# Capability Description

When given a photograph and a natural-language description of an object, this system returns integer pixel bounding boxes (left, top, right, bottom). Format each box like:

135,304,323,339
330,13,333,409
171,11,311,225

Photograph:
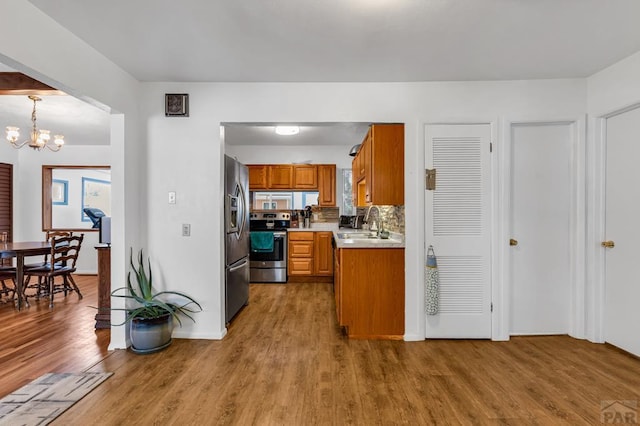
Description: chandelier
5,95,64,152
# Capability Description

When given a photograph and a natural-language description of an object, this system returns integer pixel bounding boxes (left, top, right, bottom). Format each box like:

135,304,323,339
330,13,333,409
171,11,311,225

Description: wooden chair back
46,230,73,241
49,234,84,272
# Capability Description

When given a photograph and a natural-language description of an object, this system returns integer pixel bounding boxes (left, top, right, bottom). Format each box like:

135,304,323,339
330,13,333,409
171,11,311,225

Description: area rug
0,372,113,426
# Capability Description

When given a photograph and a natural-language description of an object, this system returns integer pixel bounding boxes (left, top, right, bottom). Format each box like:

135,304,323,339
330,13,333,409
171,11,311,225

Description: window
341,169,354,215
52,180,68,205
252,191,320,210
42,165,111,231
81,177,111,222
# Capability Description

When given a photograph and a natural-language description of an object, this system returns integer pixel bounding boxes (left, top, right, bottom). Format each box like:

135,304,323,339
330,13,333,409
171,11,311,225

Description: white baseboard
172,329,227,340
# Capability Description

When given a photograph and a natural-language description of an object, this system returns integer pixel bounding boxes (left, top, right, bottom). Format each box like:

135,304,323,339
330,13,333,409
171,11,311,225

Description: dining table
0,241,51,310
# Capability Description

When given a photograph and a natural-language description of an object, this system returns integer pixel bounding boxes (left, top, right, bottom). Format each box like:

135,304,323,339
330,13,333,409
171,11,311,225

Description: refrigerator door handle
228,258,248,272
237,182,247,239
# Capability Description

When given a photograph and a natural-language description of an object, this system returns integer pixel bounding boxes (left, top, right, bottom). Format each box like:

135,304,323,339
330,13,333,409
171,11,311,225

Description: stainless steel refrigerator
224,155,250,324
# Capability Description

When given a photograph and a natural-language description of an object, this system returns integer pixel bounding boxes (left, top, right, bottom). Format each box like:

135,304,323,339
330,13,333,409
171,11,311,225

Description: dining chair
0,263,16,303
23,230,74,298
24,234,84,308
24,230,74,269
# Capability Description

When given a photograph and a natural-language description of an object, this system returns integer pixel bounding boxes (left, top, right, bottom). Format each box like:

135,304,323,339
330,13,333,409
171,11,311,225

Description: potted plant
111,248,202,354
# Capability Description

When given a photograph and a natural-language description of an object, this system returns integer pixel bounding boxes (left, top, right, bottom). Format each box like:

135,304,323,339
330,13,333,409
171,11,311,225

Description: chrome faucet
364,205,382,236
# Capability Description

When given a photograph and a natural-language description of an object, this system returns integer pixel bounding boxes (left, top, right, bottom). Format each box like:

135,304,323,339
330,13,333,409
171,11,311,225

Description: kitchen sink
336,232,378,239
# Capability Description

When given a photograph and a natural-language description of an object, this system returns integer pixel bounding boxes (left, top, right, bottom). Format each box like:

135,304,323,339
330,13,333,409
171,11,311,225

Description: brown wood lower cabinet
334,247,404,339
288,231,333,278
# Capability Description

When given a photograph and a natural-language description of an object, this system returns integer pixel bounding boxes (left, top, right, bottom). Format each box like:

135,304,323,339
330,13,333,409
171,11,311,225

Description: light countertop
286,223,405,248
332,229,405,249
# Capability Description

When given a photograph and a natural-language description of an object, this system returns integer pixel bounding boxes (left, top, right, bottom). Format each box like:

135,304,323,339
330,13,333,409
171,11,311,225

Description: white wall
588,50,640,116
142,80,586,341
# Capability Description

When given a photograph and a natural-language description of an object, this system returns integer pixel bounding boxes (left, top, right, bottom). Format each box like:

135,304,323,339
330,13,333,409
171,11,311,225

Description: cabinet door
352,158,359,205
353,152,361,182
314,232,334,276
317,164,336,206
369,124,404,205
362,133,372,204
293,165,318,189
359,132,369,177
268,165,293,189
248,165,267,190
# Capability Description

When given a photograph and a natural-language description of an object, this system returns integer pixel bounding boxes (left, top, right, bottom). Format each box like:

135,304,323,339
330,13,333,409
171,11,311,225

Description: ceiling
223,123,370,146
0,94,110,147
27,0,640,82
5,1,640,148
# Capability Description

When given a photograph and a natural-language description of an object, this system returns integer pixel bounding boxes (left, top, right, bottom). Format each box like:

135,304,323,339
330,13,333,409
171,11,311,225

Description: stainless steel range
249,212,290,283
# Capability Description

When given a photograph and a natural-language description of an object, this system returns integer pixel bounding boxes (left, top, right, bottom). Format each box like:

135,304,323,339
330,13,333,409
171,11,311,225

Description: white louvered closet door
425,124,492,338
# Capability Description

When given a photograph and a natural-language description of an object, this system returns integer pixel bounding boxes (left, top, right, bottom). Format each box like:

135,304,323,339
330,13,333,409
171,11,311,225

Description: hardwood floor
2,279,640,424
0,275,110,397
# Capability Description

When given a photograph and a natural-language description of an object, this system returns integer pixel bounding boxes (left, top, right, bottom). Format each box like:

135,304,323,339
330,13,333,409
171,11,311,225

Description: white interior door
425,124,492,338
604,107,640,356
509,123,572,335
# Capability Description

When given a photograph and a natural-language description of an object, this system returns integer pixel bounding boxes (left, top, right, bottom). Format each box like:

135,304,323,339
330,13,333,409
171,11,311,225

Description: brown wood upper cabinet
317,164,336,206
293,165,317,189
247,163,336,207
268,165,294,189
352,124,404,207
248,165,268,190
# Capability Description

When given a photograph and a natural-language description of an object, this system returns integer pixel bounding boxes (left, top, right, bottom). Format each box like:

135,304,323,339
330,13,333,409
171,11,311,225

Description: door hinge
490,302,493,312
490,142,493,153
425,169,436,191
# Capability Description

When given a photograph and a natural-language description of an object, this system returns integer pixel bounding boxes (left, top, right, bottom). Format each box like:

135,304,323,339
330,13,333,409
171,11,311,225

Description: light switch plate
168,191,176,204
182,224,191,236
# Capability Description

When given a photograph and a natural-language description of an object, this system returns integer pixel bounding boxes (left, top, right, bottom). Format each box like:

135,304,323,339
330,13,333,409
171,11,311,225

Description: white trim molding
500,117,587,340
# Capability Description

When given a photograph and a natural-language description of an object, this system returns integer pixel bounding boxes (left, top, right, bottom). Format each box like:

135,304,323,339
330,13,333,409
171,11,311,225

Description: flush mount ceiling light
275,125,299,136
5,95,64,152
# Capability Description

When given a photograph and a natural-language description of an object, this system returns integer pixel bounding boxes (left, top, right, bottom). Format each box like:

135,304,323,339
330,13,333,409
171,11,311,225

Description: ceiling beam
0,72,64,95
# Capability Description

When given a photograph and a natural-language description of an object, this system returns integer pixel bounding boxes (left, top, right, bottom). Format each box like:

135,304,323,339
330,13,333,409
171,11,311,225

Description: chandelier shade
5,95,65,152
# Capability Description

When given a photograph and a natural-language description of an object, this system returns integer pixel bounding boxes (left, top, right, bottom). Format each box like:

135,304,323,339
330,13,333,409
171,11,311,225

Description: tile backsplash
355,205,405,234
309,206,339,222
289,204,405,235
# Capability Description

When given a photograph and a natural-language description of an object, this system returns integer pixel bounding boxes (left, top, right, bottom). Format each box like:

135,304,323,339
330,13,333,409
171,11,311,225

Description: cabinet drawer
289,258,314,275
289,241,314,257
288,232,314,241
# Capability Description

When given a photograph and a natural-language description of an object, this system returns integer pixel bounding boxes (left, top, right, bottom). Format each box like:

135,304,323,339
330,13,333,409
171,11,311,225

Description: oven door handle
273,231,287,237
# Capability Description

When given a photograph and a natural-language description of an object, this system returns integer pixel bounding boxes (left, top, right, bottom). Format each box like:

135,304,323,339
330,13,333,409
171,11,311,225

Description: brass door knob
601,241,615,248
509,238,518,246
